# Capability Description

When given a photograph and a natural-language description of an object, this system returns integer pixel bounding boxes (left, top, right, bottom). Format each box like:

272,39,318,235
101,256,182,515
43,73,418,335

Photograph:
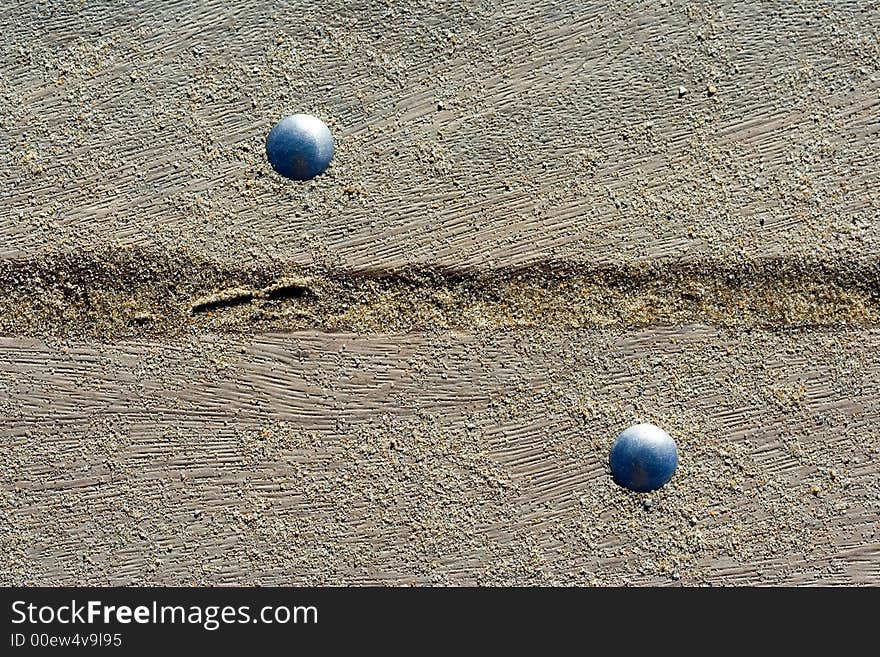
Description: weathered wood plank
1,1,878,267
1,328,877,585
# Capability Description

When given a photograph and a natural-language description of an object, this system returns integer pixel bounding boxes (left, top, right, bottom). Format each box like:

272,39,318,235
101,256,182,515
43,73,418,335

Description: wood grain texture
1,328,878,585
0,0,878,586
1,0,878,268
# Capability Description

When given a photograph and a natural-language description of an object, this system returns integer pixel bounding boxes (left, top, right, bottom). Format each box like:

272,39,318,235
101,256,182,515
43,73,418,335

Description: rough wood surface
1,0,878,268
1,328,878,585
0,0,879,586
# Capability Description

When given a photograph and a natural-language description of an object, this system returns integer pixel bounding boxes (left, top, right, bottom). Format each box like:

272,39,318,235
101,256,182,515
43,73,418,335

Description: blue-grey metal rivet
609,423,679,492
266,114,334,181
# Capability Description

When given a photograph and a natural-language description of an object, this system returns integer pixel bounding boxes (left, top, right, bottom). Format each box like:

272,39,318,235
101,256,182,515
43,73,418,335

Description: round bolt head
266,114,334,181
609,423,678,492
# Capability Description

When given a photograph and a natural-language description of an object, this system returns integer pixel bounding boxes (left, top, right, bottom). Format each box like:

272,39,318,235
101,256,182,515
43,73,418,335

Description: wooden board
2,327,878,585
1,0,878,268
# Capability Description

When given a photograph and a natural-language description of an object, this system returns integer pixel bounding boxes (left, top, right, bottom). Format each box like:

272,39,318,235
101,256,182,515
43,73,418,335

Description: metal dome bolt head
609,423,679,492
265,114,334,181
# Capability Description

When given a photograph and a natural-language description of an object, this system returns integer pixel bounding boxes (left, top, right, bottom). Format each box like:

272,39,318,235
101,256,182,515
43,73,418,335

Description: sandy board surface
1,328,878,585
0,0,879,586
1,0,878,268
